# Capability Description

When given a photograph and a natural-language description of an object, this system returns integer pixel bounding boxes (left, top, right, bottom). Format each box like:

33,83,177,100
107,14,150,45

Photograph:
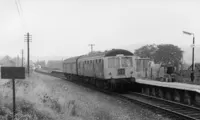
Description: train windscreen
108,57,120,68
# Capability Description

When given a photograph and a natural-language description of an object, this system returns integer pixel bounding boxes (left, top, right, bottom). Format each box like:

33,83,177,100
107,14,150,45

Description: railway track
121,92,200,120
35,69,200,120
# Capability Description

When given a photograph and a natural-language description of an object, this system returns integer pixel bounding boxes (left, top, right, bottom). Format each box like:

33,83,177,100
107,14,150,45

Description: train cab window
99,59,101,63
121,57,133,67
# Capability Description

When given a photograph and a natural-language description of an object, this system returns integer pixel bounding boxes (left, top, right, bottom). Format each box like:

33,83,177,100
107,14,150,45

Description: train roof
80,49,134,59
63,56,81,63
63,49,134,63
105,49,133,57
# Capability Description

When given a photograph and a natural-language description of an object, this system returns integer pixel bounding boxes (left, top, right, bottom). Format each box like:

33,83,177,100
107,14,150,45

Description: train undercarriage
64,73,135,92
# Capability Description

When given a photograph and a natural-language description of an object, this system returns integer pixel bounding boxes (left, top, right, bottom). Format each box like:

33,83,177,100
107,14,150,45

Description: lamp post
183,31,195,82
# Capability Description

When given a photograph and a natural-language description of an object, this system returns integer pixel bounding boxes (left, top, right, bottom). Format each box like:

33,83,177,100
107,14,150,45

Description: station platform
136,79,200,93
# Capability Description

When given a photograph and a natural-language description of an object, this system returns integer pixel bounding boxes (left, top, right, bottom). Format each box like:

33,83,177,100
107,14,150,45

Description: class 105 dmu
62,49,137,92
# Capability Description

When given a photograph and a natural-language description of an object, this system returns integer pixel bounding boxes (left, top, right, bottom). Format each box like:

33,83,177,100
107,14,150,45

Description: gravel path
0,72,173,120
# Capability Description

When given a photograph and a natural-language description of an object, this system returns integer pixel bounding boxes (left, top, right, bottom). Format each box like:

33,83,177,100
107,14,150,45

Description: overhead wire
17,0,23,14
14,0,27,31
15,0,21,17
14,0,27,57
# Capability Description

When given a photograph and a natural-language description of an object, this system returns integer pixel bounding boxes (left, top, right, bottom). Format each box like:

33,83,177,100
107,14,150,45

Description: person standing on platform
190,72,194,82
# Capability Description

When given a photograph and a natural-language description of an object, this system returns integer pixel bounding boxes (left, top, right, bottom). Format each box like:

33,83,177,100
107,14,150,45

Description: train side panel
63,62,76,75
94,59,104,78
71,62,76,74
63,57,79,75
78,57,104,79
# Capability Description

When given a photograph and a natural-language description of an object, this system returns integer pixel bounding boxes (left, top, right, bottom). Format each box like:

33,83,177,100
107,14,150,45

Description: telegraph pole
24,32,32,76
21,49,24,67
88,44,95,52
17,55,19,67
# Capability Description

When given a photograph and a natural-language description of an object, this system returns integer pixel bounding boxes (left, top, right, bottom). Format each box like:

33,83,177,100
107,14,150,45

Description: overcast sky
0,0,200,59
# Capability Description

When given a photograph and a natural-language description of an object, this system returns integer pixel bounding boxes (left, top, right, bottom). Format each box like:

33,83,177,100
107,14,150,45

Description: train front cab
103,55,137,91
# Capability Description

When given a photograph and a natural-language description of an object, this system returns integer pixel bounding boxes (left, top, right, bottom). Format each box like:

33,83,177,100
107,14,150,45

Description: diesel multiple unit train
46,48,177,92
63,49,137,91
41,49,200,106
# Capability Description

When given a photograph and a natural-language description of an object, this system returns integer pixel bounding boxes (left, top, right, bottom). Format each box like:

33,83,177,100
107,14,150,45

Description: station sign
1,67,25,79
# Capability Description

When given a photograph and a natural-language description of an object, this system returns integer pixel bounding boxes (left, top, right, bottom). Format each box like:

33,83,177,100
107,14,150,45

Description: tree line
134,44,184,69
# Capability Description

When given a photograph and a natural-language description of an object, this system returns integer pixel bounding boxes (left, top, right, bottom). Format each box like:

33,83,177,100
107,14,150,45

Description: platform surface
136,79,200,93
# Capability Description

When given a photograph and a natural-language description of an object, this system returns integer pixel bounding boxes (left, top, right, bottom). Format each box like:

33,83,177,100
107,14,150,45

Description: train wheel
120,82,125,92
91,78,95,85
110,84,116,92
110,79,117,92
94,78,97,86
100,80,105,89
68,75,71,80
95,80,100,88
96,80,102,89
104,81,109,90
88,78,91,84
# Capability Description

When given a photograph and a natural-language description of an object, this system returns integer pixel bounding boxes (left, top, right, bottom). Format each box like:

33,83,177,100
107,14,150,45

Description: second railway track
122,92,200,120
35,70,200,120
